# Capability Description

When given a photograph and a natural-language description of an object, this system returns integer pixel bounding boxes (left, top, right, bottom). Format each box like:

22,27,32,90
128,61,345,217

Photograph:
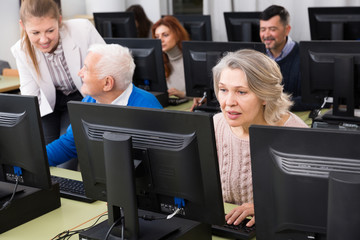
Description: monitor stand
79,209,212,240
0,181,61,233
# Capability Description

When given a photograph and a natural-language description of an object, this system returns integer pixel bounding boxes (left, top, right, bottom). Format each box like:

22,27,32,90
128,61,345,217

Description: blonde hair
88,44,135,91
20,0,61,77
213,49,293,124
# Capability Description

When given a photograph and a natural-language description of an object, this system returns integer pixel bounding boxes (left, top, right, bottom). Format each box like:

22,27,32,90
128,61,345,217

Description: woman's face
21,16,60,53
154,24,177,52
217,67,266,129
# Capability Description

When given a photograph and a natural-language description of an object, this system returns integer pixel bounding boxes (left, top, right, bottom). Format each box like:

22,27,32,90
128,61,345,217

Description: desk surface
165,100,312,127
0,168,108,240
0,168,252,240
0,76,20,93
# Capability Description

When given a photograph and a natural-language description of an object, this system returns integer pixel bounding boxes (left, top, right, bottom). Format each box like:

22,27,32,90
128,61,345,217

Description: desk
0,76,20,93
0,168,107,240
165,99,312,127
165,99,193,112
0,168,254,240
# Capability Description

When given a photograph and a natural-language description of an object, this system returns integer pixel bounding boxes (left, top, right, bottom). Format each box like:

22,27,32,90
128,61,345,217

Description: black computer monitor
172,14,212,41
0,94,51,190
300,40,360,123
223,12,261,42
68,101,224,239
250,125,360,240
308,7,360,40
0,93,60,233
93,12,137,38
182,40,266,112
104,38,167,93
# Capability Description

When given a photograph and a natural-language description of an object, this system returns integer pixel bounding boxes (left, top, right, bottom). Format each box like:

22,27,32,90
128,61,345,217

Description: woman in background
212,49,308,227
11,0,104,169
152,16,190,98
126,4,153,38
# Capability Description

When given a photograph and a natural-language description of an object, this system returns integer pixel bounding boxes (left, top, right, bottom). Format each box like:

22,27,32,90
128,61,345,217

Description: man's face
259,15,290,54
78,52,104,98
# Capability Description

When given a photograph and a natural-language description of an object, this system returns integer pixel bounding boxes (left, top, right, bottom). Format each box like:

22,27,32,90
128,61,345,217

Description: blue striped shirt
43,39,77,95
266,36,295,62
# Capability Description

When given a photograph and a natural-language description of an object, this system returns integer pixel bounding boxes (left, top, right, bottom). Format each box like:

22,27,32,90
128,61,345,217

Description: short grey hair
87,43,135,91
213,49,293,124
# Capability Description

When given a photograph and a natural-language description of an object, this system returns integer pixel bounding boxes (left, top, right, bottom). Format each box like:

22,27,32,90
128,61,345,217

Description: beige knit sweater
213,112,308,205
165,46,186,93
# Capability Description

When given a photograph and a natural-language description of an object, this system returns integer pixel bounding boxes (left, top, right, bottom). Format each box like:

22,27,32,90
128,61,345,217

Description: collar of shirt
43,38,63,61
111,83,133,105
266,36,295,62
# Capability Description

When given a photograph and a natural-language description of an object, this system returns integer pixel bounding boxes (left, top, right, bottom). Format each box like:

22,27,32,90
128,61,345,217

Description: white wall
126,0,163,24
61,0,86,19
2,0,360,70
85,0,125,15
205,0,360,42
0,0,20,69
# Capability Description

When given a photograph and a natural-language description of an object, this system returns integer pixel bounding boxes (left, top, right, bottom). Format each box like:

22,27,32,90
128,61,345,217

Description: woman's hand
225,202,255,227
190,97,207,111
167,88,185,98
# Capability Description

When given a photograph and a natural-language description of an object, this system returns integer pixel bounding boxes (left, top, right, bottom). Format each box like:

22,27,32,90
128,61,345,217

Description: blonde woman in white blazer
11,0,105,150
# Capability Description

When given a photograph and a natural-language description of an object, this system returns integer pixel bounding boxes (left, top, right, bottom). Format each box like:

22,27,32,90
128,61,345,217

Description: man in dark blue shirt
260,5,319,111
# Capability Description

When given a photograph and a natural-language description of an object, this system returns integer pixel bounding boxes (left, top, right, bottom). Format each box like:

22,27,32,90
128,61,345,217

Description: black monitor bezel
223,12,261,42
300,40,360,121
0,93,51,190
93,12,137,38
250,124,360,240
308,7,360,40
172,14,213,41
104,38,167,93
68,101,225,226
182,40,266,101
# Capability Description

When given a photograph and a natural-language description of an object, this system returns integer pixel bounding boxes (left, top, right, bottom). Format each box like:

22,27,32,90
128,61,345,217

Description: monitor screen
249,125,360,240
183,40,266,112
93,12,137,38
308,7,360,40
300,40,360,122
104,38,167,93
223,12,261,42
172,14,212,41
0,93,51,191
68,101,224,238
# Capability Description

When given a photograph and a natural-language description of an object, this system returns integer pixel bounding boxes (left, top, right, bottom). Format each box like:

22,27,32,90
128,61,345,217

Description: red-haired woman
152,16,190,98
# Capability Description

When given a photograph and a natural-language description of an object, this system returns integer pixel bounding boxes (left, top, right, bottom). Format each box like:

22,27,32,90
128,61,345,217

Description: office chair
0,60,11,75
2,68,19,77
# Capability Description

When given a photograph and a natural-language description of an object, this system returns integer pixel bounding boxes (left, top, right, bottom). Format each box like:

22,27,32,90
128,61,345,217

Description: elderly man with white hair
46,44,162,167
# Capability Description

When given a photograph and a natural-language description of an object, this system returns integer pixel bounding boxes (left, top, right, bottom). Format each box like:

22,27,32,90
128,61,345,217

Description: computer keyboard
212,218,256,240
168,97,189,105
51,175,95,203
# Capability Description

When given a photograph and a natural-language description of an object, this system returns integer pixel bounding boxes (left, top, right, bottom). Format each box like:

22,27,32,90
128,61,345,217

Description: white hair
87,43,135,90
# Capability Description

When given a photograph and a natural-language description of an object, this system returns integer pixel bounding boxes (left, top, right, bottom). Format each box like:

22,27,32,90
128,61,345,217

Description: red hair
151,16,190,78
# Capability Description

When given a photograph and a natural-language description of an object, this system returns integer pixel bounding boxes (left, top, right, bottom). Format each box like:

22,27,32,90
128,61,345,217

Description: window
172,0,203,14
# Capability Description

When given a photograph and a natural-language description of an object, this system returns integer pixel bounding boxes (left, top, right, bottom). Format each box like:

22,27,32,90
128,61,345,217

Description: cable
0,176,19,211
51,213,108,240
309,97,333,121
139,207,184,221
104,217,124,240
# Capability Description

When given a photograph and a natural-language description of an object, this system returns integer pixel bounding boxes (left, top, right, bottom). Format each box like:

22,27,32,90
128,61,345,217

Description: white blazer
11,19,105,117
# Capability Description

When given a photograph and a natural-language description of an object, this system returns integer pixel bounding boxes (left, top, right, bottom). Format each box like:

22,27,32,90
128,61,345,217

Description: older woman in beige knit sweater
212,49,308,227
